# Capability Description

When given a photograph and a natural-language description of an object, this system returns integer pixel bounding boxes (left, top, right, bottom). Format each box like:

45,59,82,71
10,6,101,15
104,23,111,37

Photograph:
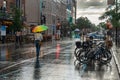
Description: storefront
0,19,13,34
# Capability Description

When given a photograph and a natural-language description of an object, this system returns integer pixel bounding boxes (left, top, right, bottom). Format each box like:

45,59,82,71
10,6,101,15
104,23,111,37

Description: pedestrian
104,36,113,49
15,30,21,47
0,23,6,44
34,32,43,60
106,20,113,40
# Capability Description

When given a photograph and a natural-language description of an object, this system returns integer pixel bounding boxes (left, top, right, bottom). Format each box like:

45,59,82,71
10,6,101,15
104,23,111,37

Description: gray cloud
77,0,107,9
77,0,107,25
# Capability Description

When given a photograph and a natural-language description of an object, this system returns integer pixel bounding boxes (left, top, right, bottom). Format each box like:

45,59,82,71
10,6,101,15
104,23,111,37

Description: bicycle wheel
74,48,81,59
79,50,90,64
100,50,112,64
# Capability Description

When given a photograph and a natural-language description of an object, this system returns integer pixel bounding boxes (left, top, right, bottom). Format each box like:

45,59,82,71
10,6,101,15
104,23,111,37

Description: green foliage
91,24,98,31
76,17,93,29
99,5,120,27
0,12,5,16
76,16,97,32
10,7,23,32
70,23,77,30
97,22,106,29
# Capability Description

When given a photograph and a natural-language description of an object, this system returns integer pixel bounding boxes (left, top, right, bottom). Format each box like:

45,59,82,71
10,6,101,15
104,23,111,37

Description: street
0,38,120,80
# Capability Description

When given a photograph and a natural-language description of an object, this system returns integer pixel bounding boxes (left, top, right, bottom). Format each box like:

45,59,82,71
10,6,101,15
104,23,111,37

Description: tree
76,17,92,29
9,7,23,33
99,6,120,28
97,22,106,29
70,23,77,30
99,4,120,46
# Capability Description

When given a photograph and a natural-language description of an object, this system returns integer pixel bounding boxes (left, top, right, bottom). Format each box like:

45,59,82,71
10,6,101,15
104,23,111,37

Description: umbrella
74,28,80,32
32,25,48,33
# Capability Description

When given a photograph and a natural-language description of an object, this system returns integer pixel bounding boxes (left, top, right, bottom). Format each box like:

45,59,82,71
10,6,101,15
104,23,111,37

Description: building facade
0,0,25,21
24,0,68,35
24,0,40,25
0,0,76,35
0,0,15,12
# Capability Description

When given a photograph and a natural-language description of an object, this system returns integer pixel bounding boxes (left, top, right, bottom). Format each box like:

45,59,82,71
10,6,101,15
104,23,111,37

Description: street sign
1,25,6,31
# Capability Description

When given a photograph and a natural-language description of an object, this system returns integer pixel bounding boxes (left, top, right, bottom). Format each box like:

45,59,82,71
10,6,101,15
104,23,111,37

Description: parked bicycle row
74,36,113,66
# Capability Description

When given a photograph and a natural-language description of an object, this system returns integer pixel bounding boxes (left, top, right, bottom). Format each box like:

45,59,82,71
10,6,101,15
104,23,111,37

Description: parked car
87,32,104,40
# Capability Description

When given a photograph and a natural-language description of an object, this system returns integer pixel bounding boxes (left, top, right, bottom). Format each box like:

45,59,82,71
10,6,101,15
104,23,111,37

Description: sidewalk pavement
112,43,120,76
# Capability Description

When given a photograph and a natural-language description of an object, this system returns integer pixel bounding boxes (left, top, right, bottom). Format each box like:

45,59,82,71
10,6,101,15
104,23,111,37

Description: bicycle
79,42,112,65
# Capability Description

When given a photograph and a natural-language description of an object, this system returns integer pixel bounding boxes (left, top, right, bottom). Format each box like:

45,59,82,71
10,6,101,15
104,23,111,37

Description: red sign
107,0,115,5
106,21,113,29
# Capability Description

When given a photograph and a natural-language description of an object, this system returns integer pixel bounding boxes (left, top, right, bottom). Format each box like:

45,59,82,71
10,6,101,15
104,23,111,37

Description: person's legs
37,43,40,58
107,30,112,40
16,36,19,44
18,36,22,45
35,40,40,59
2,36,5,43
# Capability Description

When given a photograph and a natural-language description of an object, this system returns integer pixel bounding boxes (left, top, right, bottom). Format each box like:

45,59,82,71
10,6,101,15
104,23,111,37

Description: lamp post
3,0,6,9
3,0,6,19
115,0,118,46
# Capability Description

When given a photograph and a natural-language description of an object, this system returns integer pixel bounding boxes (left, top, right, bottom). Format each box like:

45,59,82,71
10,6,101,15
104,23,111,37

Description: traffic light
41,15,46,24
69,17,72,23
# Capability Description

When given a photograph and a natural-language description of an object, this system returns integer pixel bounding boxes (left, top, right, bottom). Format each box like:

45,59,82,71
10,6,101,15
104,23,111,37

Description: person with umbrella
32,25,48,60
74,28,80,38
34,32,43,60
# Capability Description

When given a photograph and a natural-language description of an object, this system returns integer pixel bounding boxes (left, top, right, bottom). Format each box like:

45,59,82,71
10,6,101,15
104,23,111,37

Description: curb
112,46,120,77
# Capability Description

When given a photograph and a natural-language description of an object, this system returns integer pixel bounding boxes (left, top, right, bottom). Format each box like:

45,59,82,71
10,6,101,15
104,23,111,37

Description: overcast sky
77,0,108,25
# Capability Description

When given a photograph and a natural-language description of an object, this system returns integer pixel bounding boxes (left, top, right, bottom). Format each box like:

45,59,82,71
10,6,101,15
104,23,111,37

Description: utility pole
115,0,118,46
75,0,77,24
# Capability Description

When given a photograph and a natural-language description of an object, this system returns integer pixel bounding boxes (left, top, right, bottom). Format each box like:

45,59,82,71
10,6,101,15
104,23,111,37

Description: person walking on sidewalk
106,20,113,40
15,30,22,47
34,32,43,59
0,23,6,44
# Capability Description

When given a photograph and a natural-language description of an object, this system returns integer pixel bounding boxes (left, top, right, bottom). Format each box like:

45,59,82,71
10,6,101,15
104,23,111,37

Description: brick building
0,0,76,36
24,0,68,35
0,0,21,13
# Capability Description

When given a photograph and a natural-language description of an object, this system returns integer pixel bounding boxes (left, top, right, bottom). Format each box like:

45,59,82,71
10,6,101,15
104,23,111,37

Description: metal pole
75,0,77,24
115,0,118,46
3,0,6,19
40,0,43,25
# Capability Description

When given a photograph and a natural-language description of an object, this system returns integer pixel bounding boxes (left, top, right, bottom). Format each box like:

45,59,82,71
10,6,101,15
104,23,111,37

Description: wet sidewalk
112,43,120,76
0,38,71,70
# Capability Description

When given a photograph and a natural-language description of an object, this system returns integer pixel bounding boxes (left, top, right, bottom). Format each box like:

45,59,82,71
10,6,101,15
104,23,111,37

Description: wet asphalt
0,38,120,80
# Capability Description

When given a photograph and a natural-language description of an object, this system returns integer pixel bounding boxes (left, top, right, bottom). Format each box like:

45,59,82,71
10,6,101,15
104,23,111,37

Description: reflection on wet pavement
0,44,35,62
0,40,120,80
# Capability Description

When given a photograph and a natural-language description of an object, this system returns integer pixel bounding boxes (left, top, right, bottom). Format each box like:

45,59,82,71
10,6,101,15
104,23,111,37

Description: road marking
0,58,35,72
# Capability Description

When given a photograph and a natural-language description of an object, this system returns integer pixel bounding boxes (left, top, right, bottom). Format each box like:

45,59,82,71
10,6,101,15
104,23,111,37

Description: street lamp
3,0,6,8
3,0,6,19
